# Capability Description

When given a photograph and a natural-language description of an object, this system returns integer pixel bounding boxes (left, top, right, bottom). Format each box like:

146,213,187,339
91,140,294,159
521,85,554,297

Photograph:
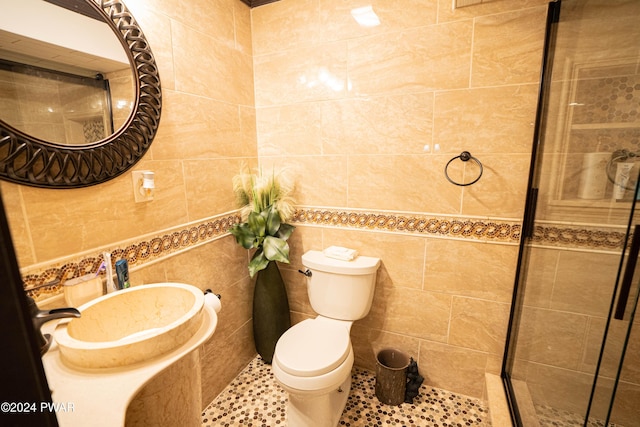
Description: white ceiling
0,29,130,77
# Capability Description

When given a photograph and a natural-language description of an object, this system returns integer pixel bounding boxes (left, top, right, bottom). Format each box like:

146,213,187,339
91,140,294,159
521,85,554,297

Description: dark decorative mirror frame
240,0,280,8
0,0,162,189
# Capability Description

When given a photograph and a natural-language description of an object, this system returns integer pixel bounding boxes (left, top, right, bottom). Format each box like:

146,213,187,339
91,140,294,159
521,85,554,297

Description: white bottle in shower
613,162,635,200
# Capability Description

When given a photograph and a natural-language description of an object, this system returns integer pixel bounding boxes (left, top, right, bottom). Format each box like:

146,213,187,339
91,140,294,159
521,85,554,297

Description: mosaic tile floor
202,357,491,426
535,405,619,427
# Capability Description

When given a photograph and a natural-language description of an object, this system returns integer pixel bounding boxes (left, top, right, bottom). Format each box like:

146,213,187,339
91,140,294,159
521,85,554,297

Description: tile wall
1,0,554,407
252,0,549,399
1,0,258,407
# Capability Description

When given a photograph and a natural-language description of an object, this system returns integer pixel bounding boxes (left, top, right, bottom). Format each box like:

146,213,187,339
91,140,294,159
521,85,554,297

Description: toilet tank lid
302,250,380,275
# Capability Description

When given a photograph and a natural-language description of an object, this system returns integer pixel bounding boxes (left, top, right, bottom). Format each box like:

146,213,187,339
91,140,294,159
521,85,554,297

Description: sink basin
54,283,204,369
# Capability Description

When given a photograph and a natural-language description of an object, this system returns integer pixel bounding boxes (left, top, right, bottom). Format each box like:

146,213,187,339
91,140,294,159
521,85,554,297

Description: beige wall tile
271,226,323,318
129,262,170,287
19,123,65,144
583,317,640,387
471,6,547,87
177,0,236,44
525,362,602,415
347,155,463,213
200,320,255,406
509,358,531,383
251,0,321,55
551,0,640,76
253,41,349,106
582,317,623,377
205,275,253,340
449,296,511,354
281,266,313,317
319,0,438,43
485,354,503,376
256,104,323,157
240,106,258,153
433,85,538,155
609,381,640,426
514,306,588,370
424,239,518,302
183,158,248,220
549,251,619,316
161,237,248,292
419,340,489,398
461,154,531,217
438,0,549,23
348,21,473,96
589,376,619,422
265,155,349,207
322,93,434,155
281,225,324,273
19,160,189,261
234,0,253,56
520,247,558,309
321,228,427,290
621,326,640,385
363,286,452,342
153,90,254,160
173,21,254,106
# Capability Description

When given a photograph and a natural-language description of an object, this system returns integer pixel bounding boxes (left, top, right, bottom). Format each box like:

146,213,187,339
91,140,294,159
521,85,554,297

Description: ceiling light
351,5,380,27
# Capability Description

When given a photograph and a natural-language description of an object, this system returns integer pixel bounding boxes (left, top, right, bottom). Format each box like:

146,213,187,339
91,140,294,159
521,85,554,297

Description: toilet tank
301,250,380,321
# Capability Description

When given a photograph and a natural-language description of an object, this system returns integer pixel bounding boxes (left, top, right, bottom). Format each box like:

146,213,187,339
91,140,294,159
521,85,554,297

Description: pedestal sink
54,283,205,369
42,283,218,427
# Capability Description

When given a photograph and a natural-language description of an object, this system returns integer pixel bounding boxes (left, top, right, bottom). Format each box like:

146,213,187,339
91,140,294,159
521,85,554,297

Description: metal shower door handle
615,224,640,320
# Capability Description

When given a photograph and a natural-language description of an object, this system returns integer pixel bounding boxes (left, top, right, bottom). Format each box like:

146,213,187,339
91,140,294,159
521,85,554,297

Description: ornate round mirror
0,0,161,188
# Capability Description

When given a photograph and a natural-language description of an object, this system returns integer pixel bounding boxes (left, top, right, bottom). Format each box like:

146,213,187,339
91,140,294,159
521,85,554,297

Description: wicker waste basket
374,348,410,406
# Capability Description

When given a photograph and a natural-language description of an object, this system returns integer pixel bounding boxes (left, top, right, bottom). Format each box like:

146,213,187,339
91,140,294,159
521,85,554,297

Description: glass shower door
502,0,640,426
589,213,640,426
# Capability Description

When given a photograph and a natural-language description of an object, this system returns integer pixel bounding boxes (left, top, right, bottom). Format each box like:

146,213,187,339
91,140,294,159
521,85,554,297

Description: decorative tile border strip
531,224,627,250
23,207,629,301
24,212,240,301
291,208,628,251
291,208,522,242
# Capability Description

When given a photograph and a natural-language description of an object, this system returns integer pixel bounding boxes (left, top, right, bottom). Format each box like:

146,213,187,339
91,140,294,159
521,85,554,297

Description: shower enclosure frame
500,2,560,423
501,0,640,425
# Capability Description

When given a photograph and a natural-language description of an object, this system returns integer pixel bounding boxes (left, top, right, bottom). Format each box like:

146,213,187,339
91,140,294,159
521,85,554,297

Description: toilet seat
274,319,350,377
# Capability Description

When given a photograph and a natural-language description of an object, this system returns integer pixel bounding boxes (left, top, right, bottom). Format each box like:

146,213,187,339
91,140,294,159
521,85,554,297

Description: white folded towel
323,246,358,261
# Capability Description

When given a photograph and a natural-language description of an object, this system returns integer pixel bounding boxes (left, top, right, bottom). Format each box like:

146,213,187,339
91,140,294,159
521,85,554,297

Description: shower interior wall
1,0,551,406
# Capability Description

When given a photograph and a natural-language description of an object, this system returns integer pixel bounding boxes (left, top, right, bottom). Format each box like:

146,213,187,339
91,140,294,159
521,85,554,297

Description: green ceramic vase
253,261,291,364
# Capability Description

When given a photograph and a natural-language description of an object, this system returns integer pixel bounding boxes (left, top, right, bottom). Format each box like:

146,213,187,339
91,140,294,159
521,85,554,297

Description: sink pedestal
41,285,217,427
125,351,201,426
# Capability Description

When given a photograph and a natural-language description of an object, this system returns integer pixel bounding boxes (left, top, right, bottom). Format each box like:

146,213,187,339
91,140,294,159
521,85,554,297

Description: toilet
272,250,381,427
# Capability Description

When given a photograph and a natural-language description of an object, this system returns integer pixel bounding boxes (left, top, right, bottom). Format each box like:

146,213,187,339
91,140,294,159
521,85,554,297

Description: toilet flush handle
298,269,312,277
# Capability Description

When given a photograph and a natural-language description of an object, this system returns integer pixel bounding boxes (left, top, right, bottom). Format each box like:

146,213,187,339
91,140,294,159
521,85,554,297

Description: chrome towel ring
444,151,483,186
606,149,640,191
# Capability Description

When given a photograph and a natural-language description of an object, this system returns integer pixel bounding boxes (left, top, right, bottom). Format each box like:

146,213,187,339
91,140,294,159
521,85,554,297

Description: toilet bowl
272,250,380,427
273,317,354,426
273,317,353,391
